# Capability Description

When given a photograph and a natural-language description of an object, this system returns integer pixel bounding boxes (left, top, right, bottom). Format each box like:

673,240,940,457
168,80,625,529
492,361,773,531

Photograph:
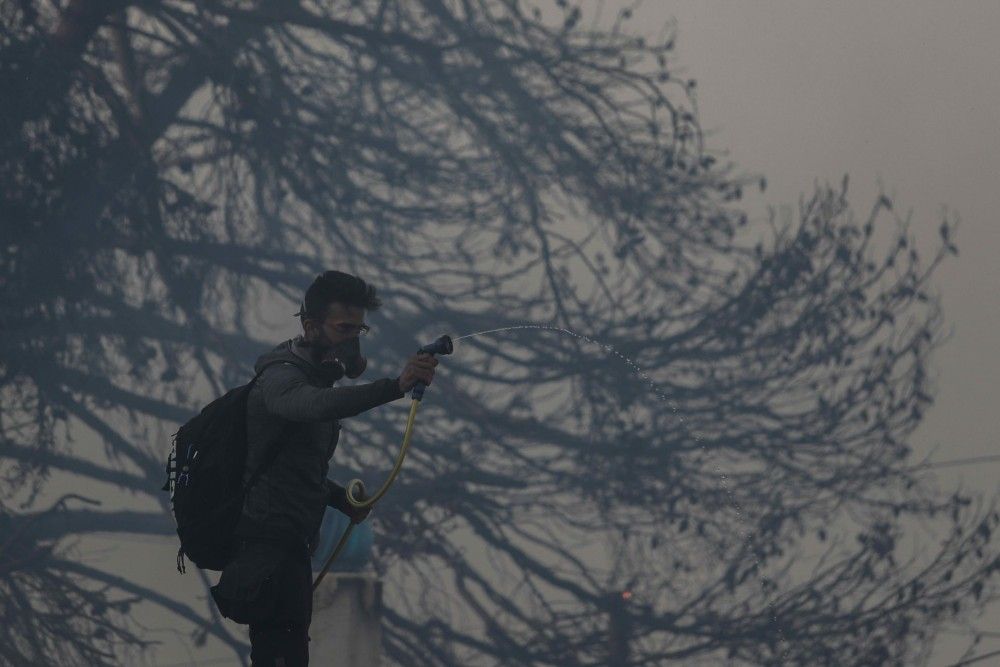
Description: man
210,271,437,666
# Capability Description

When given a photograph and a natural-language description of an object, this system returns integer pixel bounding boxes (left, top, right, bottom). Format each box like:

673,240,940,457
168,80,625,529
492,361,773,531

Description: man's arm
258,363,406,422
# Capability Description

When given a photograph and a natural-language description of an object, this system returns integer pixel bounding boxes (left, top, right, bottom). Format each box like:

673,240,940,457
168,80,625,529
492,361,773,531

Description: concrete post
311,572,384,665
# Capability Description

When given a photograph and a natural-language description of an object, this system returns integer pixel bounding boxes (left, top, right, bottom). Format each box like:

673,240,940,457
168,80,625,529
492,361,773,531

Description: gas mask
296,303,368,382
325,335,368,380
300,334,367,384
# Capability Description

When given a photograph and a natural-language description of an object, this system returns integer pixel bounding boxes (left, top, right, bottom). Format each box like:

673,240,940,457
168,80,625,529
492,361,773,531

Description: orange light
621,590,633,600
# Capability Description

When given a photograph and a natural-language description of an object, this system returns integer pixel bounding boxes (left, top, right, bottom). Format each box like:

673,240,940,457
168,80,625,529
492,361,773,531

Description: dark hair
298,271,382,322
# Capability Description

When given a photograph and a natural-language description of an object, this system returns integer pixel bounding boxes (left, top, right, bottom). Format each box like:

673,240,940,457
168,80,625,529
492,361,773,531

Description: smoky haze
2,1,999,665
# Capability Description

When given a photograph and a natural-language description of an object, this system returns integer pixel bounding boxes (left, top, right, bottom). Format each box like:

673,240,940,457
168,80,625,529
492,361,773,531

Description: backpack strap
242,357,317,493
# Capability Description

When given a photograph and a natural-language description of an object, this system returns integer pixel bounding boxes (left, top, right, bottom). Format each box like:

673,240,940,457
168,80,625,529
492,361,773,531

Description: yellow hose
313,397,422,591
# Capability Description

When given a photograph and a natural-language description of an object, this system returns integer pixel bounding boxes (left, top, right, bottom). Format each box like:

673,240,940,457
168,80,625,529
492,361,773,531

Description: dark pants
212,537,314,666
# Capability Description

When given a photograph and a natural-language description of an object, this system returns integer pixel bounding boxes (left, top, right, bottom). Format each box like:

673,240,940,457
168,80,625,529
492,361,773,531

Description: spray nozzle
418,334,453,357
411,335,452,400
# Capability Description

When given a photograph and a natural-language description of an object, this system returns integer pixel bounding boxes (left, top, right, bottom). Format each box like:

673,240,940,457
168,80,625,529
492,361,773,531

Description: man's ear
302,318,319,341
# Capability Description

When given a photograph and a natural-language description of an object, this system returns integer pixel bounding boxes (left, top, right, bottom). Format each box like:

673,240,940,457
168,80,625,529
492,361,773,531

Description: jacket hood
254,337,335,384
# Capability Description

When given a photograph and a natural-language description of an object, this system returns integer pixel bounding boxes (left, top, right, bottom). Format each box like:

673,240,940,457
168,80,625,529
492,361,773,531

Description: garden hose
313,335,452,591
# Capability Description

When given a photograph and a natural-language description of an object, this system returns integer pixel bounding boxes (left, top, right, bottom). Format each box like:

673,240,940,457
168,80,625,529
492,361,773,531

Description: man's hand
344,501,372,525
329,483,373,524
396,352,438,393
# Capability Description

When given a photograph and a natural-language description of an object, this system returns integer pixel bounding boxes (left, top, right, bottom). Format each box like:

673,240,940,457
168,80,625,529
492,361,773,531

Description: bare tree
2,1,998,665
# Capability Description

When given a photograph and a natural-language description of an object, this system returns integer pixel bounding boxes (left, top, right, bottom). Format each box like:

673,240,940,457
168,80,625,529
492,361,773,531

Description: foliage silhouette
2,1,998,665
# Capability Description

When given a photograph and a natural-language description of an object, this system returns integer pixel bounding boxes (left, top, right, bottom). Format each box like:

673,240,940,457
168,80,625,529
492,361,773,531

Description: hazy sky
625,1,1000,662
633,0,1000,498
63,3,1000,665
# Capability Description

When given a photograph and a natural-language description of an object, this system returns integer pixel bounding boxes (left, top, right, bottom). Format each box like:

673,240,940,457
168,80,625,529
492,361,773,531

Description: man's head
297,271,381,377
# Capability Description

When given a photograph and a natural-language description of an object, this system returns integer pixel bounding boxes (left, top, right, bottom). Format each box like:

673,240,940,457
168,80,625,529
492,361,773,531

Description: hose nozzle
418,334,453,357
412,335,452,400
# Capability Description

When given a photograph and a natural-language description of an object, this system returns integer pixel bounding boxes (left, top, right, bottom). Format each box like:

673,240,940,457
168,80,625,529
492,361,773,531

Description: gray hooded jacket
235,337,406,549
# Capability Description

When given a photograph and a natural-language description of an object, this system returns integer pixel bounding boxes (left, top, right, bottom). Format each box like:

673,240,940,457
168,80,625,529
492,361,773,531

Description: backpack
161,359,310,572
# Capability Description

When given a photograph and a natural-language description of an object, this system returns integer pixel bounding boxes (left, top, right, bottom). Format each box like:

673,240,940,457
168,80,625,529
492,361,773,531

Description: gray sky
64,3,1000,664
625,1,1000,662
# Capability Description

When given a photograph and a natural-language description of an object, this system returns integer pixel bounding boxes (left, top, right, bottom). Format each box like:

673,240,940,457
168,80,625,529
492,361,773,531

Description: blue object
310,505,373,572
